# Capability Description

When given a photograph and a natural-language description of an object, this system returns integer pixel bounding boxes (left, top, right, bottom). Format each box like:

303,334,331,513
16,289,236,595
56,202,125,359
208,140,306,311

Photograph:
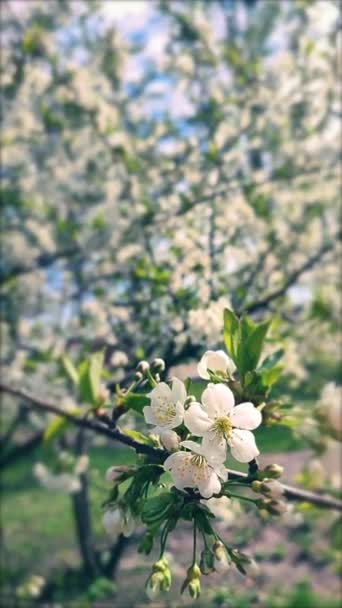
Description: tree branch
1,381,341,511
242,240,335,315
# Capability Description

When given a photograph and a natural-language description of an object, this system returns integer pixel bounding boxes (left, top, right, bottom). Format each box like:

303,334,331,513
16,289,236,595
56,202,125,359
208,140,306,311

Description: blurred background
0,0,341,606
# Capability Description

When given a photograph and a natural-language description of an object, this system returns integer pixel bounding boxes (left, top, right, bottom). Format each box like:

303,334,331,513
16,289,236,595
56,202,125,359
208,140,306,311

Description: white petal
198,471,221,498
215,350,236,375
197,356,210,380
202,383,235,418
143,406,157,426
147,382,172,402
171,377,187,405
164,452,194,489
172,401,185,427
184,403,212,436
180,440,203,455
213,463,229,482
228,429,259,463
197,350,235,379
230,402,262,430
201,434,227,464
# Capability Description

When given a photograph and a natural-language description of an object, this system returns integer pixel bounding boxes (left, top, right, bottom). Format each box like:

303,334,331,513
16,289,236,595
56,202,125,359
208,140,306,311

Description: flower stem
226,492,257,504
192,520,197,566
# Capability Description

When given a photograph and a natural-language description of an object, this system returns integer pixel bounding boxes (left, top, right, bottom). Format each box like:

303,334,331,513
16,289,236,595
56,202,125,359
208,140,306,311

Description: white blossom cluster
143,350,262,499
33,454,89,495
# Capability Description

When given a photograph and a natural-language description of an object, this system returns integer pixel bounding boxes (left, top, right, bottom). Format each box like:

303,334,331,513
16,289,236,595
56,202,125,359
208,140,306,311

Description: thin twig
1,381,341,511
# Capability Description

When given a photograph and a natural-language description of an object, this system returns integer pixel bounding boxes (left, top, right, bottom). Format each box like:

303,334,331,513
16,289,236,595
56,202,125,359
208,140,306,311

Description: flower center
190,454,206,468
154,398,176,424
212,416,232,438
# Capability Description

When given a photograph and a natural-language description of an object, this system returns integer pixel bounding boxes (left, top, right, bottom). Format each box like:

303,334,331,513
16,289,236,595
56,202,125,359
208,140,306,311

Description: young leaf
245,318,272,370
44,416,69,443
223,308,240,362
88,350,104,404
61,355,79,386
237,316,272,377
78,360,93,404
261,365,283,388
259,349,284,371
78,351,104,406
122,429,154,445
122,392,150,414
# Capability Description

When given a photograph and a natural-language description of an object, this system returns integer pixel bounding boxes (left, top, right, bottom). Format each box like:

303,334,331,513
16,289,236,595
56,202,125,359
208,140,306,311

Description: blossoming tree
0,0,340,603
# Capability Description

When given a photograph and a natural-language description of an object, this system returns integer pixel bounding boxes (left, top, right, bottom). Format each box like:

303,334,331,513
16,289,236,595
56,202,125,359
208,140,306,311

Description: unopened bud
181,563,201,596
105,465,134,483
213,541,231,573
188,578,201,599
136,360,150,374
97,385,110,405
159,429,180,451
263,464,284,479
267,499,288,516
260,479,284,499
134,371,143,381
151,358,165,372
185,395,196,407
232,550,259,578
251,480,262,493
199,548,214,575
145,572,163,600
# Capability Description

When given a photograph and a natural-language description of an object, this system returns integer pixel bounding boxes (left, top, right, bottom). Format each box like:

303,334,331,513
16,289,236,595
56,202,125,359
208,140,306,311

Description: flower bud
159,429,180,451
181,563,201,596
267,499,288,516
134,371,143,381
151,358,166,372
263,464,284,479
260,479,284,499
199,548,214,575
213,541,231,573
105,465,134,483
251,480,262,493
145,572,163,600
97,385,109,405
231,550,259,578
136,360,150,374
188,578,201,599
146,558,171,596
185,395,196,408
75,454,89,475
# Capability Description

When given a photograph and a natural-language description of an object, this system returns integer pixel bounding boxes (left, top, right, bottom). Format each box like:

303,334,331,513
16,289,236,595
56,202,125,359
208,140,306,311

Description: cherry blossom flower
184,383,262,463
143,377,186,432
164,440,228,498
102,507,135,538
197,350,236,380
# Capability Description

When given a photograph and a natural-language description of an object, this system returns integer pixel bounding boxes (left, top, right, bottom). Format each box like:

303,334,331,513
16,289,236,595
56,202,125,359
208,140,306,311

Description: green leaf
244,318,271,370
237,316,271,377
44,416,69,443
223,308,240,361
88,351,104,403
122,429,154,445
43,406,81,443
259,349,284,371
261,365,283,388
122,392,150,414
61,355,79,386
78,360,93,404
78,351,104,406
